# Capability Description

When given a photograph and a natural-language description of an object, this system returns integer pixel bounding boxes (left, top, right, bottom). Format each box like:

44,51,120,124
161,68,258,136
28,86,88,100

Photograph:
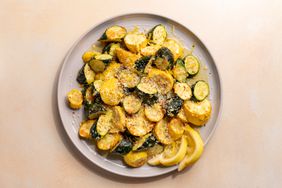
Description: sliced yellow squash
124,33,148,53
100,78,124,106
97,133,122,151
126,107,154,136
116,48,140,68
163,39,184,61
67,89,83,109
154,119,173,145
183,99,212,126
168,118,184,140
148,69,174,94
117,69,140,88
123,95,142,114
124,151,148,167
144,103,164,122
112,106,126,132
79,120,95,139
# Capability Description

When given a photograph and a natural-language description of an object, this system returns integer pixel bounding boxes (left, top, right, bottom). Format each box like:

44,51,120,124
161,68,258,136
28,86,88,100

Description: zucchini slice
163,39,184,61
174,82,192,100
96,110,114,136
135,56,151,72
116,48,140,68
192,80,210,101
77,64,95,85
100,78,124,106
117,69,140,88
67,89,83,109
148,24,167,45
122,95,142,114
102,43,121,56
124,33,148,53
97,133,122,151
93,80,103,92
134,88,159,106
83,85,94,104
132,133,157,151
184,55,200,77
84,99,107,119
99,26,127,42
124,151,148,167
172,59,188,82
154,119,173,145
82,51,99,63
89,59,106,73
140,45,160,56
126,107,154,137
166,95,183,117
183,99,212,126
79,120,95,139
144,103,164,122
95,54,113,64
154,47,174,70
90,120,101,139
113,139,133,155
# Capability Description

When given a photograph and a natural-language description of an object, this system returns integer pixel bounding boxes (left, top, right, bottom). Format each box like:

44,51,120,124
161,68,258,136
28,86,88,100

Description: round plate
57,13,222,178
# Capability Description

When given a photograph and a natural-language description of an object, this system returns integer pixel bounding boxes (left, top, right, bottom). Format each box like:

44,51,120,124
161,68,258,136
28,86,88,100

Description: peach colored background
1,0,282,187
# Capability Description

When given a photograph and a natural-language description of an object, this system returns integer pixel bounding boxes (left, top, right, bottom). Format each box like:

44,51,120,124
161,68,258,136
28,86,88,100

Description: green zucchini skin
76,64,95,85
135,56,151,72
136,134,157,151
166,95,183,117
134,88,158,106
154,47,174,70
98,26,127,42
95,54,113,64
77,65,87,85
84,94,106,119
147,24,167,45
192,80,210,101
173,58,188,82
89,59,106,73
184,55,200,77
90,121,101,140
102,43,121,56
113,139,133,155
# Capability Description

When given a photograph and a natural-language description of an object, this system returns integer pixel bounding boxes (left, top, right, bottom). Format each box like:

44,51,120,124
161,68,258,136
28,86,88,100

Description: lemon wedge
178,124,204,171
147,154,162,166
159,136,188,166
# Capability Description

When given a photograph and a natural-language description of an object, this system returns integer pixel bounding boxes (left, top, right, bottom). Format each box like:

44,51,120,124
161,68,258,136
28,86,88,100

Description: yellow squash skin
163,39,184,61
148,69,174,94
116,48,140,68
97,133,122,151
154,119,173,145
183,99,212,126
79,120,95,139
100,78,124,106
124,151,148,167
124,33,148,53
67,89,83,109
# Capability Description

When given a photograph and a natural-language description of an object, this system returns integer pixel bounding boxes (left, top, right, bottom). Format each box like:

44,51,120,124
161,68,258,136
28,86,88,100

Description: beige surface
1,0,282,187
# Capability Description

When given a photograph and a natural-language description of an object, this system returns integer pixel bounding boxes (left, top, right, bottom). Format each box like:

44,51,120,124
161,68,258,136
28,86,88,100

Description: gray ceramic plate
57,13,222,178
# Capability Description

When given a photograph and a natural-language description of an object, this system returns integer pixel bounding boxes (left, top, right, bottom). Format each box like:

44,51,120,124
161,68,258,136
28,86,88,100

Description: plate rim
57,12,223,178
